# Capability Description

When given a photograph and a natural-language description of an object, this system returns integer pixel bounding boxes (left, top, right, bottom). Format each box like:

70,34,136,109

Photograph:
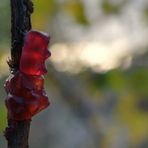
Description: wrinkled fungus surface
5,31,51,120
20,31,51,76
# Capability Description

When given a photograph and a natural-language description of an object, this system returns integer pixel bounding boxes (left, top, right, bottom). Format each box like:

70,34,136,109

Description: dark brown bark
5,120,31,148
5,0,33,148
8,0,33,71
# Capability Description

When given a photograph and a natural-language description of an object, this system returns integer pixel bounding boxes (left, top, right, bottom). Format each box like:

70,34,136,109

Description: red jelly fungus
5,30,51,120
20,31,51,76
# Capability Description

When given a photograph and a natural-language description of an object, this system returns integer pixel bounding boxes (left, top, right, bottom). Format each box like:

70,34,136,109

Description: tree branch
9,0,33,71
5,0,33,148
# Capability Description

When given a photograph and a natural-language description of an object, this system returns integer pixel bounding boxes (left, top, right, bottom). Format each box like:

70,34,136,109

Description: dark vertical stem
9,0,33,71
5,0,33,148
5,120,31,148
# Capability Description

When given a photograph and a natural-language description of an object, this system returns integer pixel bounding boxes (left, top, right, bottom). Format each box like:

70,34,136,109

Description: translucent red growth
5,72,50,120
5,30,51,120
20,31,51,76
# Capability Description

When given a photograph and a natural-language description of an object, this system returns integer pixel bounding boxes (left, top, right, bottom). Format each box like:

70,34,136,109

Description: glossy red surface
5,72,50,120
20,31,51,76
5,30,51,120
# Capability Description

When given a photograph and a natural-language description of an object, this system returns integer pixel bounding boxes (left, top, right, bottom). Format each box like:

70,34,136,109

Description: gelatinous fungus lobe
20,31,51,75
5,31,51,121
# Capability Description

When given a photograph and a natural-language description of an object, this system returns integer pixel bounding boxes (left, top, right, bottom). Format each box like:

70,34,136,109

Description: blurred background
0,0,148,147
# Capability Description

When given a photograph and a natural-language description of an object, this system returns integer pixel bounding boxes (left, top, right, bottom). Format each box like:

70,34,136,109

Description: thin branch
5,0,33,148
8,0,33,71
